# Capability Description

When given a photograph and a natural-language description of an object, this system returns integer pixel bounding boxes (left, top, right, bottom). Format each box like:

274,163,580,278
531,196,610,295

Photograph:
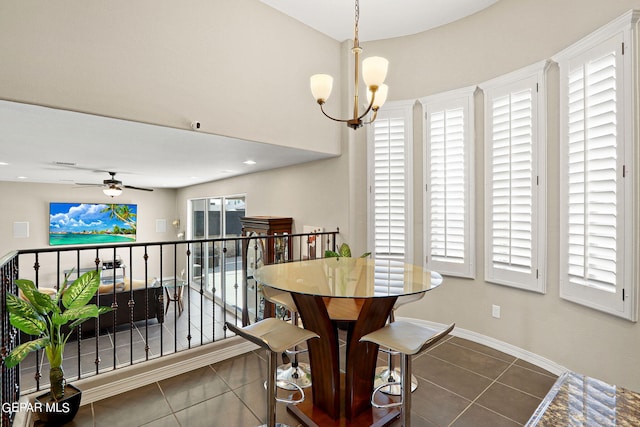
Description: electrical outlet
492,304,501,319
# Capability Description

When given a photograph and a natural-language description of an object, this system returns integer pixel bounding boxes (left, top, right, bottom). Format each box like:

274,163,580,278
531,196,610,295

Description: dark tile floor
21,288,558,426
63,332,557,427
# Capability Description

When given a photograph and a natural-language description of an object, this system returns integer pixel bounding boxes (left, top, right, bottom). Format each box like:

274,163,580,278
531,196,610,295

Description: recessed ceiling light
243,160,256,165
0,162,8,166
17,176,28,180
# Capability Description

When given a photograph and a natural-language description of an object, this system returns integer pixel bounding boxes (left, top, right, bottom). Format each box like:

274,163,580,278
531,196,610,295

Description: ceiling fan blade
123,185,154,192
75,182,102,187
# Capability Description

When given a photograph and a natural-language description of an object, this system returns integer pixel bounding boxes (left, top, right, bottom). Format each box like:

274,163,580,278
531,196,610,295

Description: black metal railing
0,229,338,426
0,252,19,427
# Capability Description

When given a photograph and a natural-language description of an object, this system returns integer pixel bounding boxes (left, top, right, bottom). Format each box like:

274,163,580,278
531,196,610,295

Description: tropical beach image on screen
49,203,137,246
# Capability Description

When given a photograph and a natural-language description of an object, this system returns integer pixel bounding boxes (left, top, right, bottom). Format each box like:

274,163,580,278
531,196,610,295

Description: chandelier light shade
310,0,389,130
362,56,389,88
310,74,334,103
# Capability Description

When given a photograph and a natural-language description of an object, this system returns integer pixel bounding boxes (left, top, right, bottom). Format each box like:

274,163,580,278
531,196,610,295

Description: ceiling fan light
362,56,388,88
310,74,334,103
103,186,122,197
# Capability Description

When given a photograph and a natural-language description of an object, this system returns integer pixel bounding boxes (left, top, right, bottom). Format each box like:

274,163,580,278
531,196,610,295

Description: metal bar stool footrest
361,322,455,427
225,318,319,427
262,378,306,404
374,366,418,395
371,381,403,409
276,362,312,389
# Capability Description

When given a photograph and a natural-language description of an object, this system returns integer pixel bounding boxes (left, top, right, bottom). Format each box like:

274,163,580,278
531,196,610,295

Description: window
421,86,475,278
554,11,638,320
367,100,413,262
481,61,547,293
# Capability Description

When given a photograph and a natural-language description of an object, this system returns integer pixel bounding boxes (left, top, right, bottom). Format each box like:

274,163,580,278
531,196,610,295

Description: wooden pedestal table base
289,294,399,427
287,380,400,427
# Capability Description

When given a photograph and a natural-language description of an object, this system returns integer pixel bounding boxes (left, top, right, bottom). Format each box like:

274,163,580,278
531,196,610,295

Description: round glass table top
254,258,442,298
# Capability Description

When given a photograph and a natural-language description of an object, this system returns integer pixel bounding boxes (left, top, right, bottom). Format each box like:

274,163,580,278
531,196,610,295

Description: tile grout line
400,339,553,426
90,401,96,427
447,357,524,426
215,355,265,425
423,352,510,384
155,380,183,426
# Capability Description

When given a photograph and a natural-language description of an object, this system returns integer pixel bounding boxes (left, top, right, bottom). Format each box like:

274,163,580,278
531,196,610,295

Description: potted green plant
325,242,371,259
4,269,112,424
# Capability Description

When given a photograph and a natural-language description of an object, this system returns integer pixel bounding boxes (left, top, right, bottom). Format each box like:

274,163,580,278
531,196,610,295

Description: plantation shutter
566,52,618,292
490,89,534,270
373,259,406,295
368,101,413,262
554,12,637,320
490,90,533,274
567,51,618,292
429,108,466,263
421,87,475,278
482,62,546,293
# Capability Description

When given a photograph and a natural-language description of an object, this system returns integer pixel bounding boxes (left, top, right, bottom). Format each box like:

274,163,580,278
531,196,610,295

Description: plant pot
35,384,82,426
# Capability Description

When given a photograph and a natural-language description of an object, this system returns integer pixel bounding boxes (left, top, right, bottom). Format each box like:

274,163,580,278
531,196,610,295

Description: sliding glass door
189,195,245,304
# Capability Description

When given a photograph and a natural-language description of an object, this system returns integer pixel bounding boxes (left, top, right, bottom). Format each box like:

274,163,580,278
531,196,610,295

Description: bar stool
225,318,319,427
374,293,425,395
261,286,313,389
361,322,455,427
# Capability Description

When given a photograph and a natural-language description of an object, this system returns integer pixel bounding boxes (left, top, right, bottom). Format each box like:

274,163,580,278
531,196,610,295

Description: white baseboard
397,316,568,376
73,337,258,404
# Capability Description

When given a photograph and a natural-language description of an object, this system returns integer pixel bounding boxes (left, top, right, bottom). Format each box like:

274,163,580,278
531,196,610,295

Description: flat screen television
49,202,137,246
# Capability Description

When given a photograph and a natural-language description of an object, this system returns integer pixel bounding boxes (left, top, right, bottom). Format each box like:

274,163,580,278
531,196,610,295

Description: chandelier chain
354,0,360,43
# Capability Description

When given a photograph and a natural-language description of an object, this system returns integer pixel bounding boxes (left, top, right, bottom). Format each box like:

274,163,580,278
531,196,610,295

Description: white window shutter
373,259,408,295
429,108,465,263
554,10,638,320
421,86,475,278
566,51,618,292
367,101,413,263
490,88,533,274
482,61,547,293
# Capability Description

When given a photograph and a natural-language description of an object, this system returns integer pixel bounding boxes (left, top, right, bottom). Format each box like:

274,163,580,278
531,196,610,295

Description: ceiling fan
76,171,153,197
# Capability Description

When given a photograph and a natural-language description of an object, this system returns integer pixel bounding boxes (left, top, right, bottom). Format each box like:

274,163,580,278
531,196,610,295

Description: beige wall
355,0,640,391
1,0,640,393
0,0,342,155
0,182,179,283
176,152,350,240
0,182,178,254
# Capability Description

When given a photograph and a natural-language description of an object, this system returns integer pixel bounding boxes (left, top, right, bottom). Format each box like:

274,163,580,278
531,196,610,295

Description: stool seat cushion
261,287,297,313
226,318,318,353
360,321,454,356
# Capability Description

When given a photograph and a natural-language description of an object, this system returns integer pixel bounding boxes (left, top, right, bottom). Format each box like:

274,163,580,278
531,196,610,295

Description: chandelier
310,0,389,130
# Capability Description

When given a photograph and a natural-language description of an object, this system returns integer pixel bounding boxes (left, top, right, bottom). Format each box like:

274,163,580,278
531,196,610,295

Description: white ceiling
0,1,499,193
0,100,333,191
260,0,498,42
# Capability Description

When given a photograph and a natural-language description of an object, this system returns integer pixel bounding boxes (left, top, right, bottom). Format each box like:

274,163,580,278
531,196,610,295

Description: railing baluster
1,253,19,427
1,229,338,413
